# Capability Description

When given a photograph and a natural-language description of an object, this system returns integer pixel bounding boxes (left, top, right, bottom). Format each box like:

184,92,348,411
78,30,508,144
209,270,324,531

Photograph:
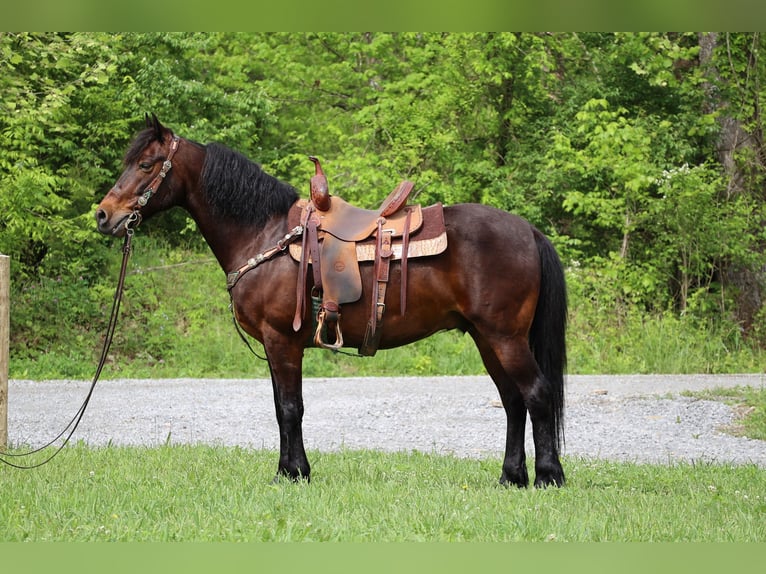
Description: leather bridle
125,135,181,232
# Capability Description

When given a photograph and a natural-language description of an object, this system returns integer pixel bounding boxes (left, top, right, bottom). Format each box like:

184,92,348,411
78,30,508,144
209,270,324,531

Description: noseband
126,135,181,232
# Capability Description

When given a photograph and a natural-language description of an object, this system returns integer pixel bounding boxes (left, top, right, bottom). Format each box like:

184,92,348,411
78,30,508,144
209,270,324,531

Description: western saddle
289,157,446,356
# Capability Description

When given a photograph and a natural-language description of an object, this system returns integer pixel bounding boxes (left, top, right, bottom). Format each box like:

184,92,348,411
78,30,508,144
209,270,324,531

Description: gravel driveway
5,374,766,467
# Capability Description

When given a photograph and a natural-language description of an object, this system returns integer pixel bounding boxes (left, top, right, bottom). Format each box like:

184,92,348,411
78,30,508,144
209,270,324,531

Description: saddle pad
288,203,448,263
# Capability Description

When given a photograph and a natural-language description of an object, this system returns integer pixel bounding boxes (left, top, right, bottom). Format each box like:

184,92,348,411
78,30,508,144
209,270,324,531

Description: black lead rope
0,227,135,469
229,300,268,362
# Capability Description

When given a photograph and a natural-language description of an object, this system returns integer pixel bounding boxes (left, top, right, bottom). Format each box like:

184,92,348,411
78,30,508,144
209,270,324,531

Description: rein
0,138,180,468
0,226,136,468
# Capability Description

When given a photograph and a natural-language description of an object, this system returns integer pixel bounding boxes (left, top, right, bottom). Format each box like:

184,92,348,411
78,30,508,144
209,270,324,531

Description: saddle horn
309,156,331,212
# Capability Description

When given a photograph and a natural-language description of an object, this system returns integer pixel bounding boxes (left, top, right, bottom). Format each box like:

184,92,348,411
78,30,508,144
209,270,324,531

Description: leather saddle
290,157,447,356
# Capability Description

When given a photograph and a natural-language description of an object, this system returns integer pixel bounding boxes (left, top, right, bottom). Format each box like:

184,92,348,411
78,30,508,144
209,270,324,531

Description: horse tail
529,227,568,450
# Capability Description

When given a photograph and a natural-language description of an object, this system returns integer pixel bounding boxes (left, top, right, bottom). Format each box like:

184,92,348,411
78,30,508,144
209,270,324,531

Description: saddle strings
0,229,135,469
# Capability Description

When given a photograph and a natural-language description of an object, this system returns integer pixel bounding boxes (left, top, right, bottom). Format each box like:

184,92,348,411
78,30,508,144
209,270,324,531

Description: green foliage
3,32,766,378
566,262,766,374
10,238,764,380
0,33,111,280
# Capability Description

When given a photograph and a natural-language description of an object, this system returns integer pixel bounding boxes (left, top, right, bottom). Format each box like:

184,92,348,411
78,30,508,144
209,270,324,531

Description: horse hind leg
471,331,565,488
471,331,528,487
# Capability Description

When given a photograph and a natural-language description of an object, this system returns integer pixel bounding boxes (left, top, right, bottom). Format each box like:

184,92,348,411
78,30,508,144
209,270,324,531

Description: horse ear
150,113,164,140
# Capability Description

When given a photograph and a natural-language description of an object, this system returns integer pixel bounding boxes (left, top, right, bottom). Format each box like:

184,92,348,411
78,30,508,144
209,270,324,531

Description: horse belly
332,255,464,350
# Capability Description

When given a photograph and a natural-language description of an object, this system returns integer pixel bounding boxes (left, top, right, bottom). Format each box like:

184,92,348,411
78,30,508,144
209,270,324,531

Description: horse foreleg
265,342,310,482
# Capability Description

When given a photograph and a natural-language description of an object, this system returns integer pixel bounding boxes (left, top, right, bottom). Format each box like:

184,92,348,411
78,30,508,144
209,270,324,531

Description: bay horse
95,115,568,488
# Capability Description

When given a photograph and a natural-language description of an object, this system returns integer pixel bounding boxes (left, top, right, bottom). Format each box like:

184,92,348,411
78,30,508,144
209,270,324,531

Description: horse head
95,114,182,237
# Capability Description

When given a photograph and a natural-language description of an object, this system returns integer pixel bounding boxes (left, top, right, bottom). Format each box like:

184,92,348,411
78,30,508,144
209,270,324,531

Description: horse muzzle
95,206,134,237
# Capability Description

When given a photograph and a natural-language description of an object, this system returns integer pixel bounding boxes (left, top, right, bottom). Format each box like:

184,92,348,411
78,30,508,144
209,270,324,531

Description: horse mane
123,127,298,228
200,142,299,228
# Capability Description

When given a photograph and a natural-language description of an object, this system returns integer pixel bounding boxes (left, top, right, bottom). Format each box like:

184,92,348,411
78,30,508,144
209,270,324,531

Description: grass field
1,445,764,542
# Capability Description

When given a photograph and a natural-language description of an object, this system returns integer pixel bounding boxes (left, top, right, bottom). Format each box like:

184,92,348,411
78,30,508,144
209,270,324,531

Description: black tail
529,228,568,450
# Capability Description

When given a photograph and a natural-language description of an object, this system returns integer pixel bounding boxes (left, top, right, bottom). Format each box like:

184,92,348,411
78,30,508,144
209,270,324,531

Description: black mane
200,142,299,228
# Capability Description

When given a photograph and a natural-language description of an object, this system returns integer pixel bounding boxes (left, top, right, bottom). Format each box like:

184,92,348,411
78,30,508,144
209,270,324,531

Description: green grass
1,445,764,542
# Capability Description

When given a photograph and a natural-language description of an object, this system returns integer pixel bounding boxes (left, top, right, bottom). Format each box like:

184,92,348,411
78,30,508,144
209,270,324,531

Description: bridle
125,135,181,232
0,136,180,468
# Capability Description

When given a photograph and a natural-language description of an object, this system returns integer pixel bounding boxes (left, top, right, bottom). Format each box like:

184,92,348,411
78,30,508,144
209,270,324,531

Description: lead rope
0,221,136,469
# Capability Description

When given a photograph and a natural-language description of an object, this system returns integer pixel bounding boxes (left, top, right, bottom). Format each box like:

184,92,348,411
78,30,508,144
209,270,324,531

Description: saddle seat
314,180,419,242
290,158,446,356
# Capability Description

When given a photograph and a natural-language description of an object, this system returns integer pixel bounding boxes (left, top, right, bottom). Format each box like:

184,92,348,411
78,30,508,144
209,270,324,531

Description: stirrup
314,307,344,351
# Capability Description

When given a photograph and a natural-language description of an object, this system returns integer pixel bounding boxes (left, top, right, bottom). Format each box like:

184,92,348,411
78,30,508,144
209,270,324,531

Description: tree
699,32,766,334
2,32,765,366
0,33,118,280
540,33,764,326
0,33,277,280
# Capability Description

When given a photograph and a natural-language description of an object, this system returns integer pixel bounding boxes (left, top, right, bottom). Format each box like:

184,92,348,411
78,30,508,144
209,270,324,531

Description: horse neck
178,156,290,273
183,196,278,274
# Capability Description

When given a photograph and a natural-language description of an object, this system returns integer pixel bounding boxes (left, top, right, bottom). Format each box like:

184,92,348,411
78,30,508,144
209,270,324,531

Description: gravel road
5,374,766,467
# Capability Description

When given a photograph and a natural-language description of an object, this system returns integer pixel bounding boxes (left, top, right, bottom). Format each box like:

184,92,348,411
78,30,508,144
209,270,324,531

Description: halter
127,135,181,231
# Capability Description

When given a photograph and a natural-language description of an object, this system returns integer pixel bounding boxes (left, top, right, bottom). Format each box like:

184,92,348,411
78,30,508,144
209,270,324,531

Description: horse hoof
273,470,311,484
533,472,565,488
499,470,529,488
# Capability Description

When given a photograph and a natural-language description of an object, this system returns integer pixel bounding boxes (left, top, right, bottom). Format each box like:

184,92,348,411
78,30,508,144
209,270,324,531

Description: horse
95,115,568,488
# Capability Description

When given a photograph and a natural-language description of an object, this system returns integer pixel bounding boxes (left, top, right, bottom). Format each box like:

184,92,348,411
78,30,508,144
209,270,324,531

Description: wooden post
0,254,8,450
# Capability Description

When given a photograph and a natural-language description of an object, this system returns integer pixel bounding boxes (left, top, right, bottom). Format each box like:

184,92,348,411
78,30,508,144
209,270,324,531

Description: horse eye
139,162,153,172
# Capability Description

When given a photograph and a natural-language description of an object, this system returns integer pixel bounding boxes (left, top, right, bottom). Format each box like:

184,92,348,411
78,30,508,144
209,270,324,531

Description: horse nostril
95,208,107,223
